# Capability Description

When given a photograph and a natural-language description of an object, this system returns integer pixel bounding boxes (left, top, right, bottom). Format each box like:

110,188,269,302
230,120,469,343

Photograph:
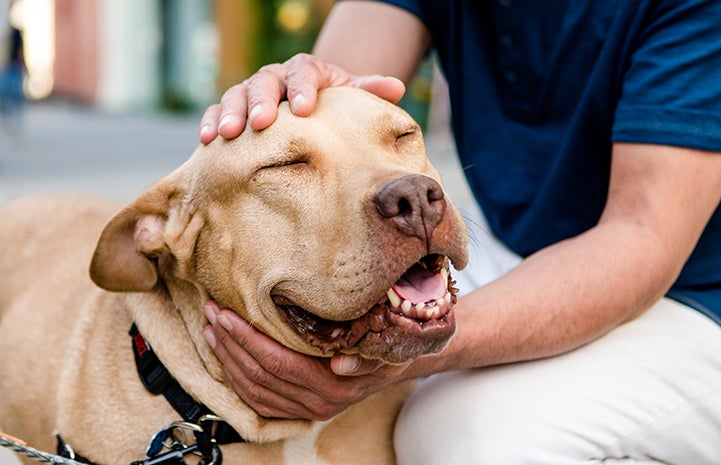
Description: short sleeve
612,0,721,151
352,0,430,26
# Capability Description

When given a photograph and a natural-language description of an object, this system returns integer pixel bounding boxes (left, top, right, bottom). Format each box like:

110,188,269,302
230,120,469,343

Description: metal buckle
145,418,224,465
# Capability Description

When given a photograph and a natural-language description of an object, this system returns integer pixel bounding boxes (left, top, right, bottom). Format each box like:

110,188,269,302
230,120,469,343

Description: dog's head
90,87,468,364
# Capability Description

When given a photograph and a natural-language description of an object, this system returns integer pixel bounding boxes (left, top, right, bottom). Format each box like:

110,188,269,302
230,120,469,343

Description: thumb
330,353,385,376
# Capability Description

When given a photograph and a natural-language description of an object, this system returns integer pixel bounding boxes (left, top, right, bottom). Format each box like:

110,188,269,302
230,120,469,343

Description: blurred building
10,0,331,112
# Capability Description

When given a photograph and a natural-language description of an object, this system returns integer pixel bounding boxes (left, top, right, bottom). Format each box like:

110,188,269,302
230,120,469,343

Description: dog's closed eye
262,156,309,170
257,138,314,172
395,129,418,141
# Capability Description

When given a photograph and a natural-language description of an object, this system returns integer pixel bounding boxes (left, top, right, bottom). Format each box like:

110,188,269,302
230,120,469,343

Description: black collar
56,325,244,465
130,324,245,457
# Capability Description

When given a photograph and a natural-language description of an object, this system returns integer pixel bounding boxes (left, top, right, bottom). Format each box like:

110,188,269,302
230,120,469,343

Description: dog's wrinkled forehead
189,87,426,201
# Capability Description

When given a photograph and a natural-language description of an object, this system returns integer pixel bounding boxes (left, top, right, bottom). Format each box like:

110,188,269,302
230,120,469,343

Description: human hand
198,53,406,144
202,301,411,420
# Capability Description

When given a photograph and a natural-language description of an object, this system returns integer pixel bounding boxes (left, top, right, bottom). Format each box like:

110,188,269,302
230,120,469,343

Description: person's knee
394,370,529,464
393,368,601,465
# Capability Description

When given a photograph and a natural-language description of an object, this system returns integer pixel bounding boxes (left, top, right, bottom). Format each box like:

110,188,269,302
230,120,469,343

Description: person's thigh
394,298,721,465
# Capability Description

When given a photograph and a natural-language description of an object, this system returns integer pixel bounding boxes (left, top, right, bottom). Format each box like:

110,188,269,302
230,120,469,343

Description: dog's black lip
279,303,352,338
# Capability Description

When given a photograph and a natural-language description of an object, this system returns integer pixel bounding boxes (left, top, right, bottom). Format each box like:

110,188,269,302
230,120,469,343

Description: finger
215,312,335,398
351,75,406,103
205,325,318,419
284,54,331,117
205,307,345,419
199,104,221,144
330,353,386,376
217,84,249,139
244,63,287,130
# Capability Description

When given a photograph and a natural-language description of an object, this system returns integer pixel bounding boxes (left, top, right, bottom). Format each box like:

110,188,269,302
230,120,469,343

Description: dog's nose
375,174,446,239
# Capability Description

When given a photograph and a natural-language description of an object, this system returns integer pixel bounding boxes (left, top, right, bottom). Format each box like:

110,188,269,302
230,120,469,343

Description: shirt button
498,0,512,7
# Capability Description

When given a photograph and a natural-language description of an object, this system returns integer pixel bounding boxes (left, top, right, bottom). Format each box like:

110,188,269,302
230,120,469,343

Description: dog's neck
125,282,313,443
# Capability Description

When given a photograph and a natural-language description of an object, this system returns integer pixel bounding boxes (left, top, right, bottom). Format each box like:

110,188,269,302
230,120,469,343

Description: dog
0,87,468,465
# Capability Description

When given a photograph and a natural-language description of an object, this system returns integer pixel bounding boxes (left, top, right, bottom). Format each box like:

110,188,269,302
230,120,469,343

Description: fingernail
217,314,233,332
203,303,217,325
248,104,265,122
203,328,216,349
219,114,236,130
337,354,361,375
290,94,306,113
199,124,213,141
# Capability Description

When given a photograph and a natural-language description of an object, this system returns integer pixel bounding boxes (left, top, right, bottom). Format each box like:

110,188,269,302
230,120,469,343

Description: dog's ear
89,176,201,292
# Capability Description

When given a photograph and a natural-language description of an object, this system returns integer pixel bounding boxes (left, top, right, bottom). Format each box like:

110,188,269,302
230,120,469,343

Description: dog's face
91,88,468,364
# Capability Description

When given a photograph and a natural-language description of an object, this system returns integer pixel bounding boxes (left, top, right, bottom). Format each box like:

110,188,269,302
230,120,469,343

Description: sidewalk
0,99,474,209
0,100,203,206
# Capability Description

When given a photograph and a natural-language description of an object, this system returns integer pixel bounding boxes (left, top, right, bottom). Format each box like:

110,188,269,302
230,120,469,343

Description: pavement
0,98,477,465
0,100,202,205
0,99,475,208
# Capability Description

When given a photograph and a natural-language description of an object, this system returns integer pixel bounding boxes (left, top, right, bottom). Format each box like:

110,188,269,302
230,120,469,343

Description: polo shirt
372,0,721,324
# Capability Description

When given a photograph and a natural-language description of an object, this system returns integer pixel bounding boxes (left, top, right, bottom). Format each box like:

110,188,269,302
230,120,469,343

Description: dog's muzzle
274,253,458,363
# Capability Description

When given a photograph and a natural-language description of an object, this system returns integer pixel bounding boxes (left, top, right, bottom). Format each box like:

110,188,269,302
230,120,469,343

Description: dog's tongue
392,263,447,305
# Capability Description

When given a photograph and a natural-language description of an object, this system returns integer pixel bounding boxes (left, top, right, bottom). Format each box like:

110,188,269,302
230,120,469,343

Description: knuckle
242,380,268,404
219,84,247,105
257,351,285,376
202,103,220,118
243,360,271,384
255,63,284,78
290,52,314,64
215,330,236,349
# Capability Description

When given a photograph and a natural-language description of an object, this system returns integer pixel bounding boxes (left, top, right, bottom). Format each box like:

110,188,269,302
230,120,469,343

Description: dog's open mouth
273,254,459,361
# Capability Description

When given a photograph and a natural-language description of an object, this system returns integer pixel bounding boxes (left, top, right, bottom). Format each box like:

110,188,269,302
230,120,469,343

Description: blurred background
2,0,335,111
0,0,469,206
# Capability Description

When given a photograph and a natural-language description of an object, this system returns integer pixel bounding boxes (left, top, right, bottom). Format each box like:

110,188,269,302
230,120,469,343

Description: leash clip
145,420,223,465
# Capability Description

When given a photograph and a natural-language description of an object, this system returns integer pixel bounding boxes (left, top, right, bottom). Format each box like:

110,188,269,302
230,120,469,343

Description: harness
2,325,245,465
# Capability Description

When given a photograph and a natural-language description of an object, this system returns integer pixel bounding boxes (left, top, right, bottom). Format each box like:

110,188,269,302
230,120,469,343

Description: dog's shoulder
0,195,121,308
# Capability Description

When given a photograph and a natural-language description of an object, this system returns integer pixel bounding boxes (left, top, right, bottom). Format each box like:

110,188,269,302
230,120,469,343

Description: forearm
411,222,671,377
405,143,721,379
313,1,430,83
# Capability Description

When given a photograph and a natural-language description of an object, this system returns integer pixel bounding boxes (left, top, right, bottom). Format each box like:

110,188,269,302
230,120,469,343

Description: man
199,1,721,463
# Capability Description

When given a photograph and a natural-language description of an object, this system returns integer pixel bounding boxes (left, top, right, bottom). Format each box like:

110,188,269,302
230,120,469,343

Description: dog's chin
273,254,459,364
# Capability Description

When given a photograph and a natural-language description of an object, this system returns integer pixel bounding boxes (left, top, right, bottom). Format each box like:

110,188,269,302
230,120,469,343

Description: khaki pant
395,208,721,464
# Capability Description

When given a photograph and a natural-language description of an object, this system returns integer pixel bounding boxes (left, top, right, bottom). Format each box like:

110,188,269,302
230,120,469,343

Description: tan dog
0,87,468,465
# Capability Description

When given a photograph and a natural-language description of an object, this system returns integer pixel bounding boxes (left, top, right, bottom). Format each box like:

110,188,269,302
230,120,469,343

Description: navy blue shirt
373,0,721,324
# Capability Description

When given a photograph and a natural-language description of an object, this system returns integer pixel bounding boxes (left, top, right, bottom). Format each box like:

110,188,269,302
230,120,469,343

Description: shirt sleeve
343,0,429,25
612,0,721,152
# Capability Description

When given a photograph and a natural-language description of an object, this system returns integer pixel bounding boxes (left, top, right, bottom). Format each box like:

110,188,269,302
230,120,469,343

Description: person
198,1,721,463
0,24,25,134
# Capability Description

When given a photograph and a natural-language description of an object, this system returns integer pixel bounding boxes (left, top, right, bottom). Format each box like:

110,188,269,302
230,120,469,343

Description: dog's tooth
441,268,449,283
401,300,412,313
437,297,446,306
415,302,426,312
387,288,401,308
330,327,343,339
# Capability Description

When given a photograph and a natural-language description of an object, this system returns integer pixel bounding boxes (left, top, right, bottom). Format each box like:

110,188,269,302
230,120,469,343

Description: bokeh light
9,0,55,99
276,0,310,33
